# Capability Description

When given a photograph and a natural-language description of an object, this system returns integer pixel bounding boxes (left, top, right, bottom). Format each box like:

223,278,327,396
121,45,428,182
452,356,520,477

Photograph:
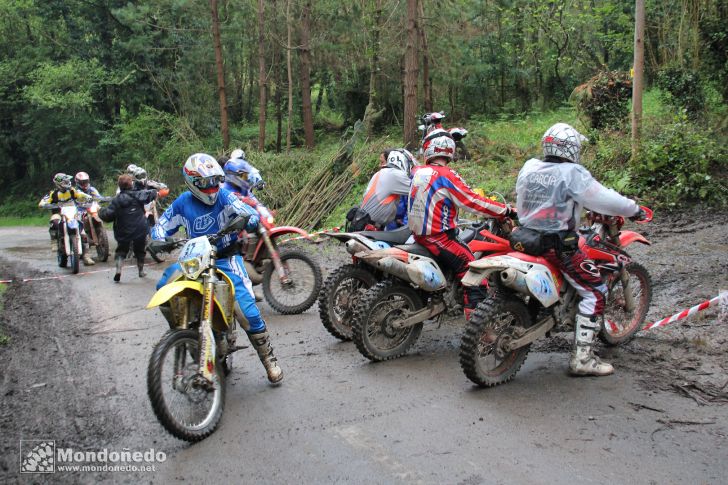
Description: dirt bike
145,214,251,442
43,202,86,274
348,218,512,361
458,207,654,388
145,187,170,263
236,197,322,315
419,111,470,160
318,226,414,341
81,198,111,262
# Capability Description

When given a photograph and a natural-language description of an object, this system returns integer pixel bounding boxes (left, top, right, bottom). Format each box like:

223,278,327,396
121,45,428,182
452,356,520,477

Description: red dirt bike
458,207,653,387
237,197,322,314
146,187,170,263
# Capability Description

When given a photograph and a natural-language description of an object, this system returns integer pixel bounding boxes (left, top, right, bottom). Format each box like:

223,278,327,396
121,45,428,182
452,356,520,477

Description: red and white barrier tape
0,263,158,284
642,292,728,331
286,226,342,242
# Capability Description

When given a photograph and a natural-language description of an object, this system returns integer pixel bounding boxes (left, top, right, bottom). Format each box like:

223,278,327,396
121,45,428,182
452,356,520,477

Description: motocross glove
504,205,518,220
629,207,647,222
245,214,260,232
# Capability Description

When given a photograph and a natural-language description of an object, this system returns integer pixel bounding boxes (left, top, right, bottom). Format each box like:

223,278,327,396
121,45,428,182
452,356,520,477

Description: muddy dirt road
1,212,726,484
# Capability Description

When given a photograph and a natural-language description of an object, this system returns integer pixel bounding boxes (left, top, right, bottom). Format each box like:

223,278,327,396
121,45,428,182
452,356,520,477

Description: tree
632,0,645,158
300,0,315,148
362,0,385,136
286,0,294,153
403,0,419,149
210,0,229,150
257,0,267,151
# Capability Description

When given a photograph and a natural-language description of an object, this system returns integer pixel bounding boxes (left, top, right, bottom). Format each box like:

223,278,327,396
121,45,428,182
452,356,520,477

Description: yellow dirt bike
145,214,250,442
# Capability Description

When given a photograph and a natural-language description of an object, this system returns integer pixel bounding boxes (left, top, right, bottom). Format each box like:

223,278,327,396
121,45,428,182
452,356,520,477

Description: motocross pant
115,237,146,260
414,229,485,312
542,248,606,317
156,254,266,333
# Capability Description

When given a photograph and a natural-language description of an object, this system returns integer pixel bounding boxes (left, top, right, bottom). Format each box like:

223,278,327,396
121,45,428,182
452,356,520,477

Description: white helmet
183,153,225,205
230,148,246,160
542,123,587,164
423,136,456,164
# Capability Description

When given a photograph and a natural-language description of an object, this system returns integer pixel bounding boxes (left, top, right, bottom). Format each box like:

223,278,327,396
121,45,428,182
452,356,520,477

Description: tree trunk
631,0,645,160
286,0,293,153
210,0,229,150
300,0,315,149
257,0,267,151
418,0,432,112
362,0,384,137
272,0,283,153
403,0,419,150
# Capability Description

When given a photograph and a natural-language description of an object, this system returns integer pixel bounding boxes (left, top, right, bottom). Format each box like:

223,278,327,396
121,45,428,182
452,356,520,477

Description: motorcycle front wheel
459,296,532,388
147,329,225,442
351,280,424,361
71,236,80,274
599,262,652,346
262,248,322,314
95,223,109,262
318,264,377,341
147,234,169,263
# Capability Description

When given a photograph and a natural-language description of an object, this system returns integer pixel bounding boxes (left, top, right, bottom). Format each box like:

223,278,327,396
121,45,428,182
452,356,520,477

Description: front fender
146,281,203,309
619,230,651,247
269,226,310,240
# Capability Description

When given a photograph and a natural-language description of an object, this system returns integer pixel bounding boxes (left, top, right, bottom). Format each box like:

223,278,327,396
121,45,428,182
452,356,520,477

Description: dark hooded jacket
99,189,158,243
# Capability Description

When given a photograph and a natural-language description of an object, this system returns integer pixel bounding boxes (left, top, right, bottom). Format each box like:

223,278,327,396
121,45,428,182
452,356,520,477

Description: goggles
191,175,225,190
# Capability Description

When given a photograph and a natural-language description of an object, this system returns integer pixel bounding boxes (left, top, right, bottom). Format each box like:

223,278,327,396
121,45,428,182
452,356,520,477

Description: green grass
0,216,48,227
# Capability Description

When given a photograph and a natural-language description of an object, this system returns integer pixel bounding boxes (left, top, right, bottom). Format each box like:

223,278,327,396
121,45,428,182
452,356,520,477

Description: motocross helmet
247,167,264,190
386,150,414,177
230,148,246,160
183,153,225,205
423,136,456,164
542,123,588,164
422,128,453,153
75,171,90,191
53,173,72,191
223,158,253,190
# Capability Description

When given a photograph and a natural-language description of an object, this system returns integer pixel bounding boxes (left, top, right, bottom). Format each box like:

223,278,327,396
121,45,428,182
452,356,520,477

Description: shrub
656,65,705,119
571,71,632,130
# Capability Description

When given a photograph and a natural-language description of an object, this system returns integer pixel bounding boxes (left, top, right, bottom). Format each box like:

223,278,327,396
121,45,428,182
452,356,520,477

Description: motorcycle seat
395,243,433,258
359,227,412,245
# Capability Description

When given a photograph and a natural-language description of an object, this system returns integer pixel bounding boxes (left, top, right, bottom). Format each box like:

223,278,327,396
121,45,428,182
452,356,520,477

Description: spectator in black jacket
100,174,158,282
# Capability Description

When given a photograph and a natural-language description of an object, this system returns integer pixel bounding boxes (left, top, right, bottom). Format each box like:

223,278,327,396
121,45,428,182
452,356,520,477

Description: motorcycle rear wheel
262,248,322,314
459,296,532,388
319,264,377,341
351,280,424,361
599,262,652,346
147,329,225,442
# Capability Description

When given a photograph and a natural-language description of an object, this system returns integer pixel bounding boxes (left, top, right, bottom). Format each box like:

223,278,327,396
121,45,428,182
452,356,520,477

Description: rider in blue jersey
151,153,283,384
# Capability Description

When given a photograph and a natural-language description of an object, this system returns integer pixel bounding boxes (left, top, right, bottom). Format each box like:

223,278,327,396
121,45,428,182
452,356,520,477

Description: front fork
606,224,636,312
197,267,218,383
260,226,291,285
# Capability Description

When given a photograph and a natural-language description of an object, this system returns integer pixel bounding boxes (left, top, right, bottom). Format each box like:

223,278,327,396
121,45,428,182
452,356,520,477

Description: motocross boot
113,256,123,282
50,239,59,253
82,243,95,266
248,330,283,384
569,314,614,376
137,257,146,278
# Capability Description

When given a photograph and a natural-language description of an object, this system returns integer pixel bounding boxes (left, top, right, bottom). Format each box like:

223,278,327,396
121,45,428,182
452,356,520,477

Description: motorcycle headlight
180,257,201,278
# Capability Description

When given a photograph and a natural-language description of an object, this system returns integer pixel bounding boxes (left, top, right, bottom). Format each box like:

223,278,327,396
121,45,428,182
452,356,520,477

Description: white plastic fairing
525,267,559,307
407,258,446,292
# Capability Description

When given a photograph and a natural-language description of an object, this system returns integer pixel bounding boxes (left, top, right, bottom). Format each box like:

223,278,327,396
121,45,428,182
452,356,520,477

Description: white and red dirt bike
458,207,654,387
146,214,251,442
236,197,323,314
348,219,513,361
44,202,87,274
81,199,111,262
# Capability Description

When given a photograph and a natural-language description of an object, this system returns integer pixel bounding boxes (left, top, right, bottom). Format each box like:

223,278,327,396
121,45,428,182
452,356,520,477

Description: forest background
0,0,725,229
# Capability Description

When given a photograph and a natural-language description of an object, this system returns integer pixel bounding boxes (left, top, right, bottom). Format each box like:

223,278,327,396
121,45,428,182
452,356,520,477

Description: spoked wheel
147,329,225,442
70,237,80,274
262,249,323,315
57,244,68,268
351,281,424,361
459,297,532,387
95,224,110,262
147,234,169,263
600,262,652,346
318,264,377,341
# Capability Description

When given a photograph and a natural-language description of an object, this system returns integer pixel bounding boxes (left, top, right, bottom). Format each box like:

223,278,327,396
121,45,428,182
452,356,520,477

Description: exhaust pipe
376,257,412,281
244,260,263,285
500,268,529,293
345,239,370,256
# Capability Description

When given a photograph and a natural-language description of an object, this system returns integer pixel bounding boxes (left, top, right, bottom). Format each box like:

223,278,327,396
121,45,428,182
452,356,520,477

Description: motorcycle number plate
179,236,212,264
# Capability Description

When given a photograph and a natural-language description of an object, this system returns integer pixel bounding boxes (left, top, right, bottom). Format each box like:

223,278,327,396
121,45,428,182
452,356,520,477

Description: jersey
516,158,639,232
39,188,92,207
151,188,258,250
360,168,412,226
407,165,506,236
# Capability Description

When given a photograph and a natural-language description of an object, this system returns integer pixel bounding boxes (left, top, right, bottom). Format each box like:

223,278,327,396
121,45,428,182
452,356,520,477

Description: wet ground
0,210,726,484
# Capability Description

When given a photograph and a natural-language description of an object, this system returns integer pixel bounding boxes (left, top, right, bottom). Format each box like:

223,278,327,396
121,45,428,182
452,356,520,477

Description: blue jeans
156,255,265,333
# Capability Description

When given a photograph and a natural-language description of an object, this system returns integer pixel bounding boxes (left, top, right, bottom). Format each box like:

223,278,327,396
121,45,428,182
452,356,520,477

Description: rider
74,172,102,198
126,164,168,192
408,135,513,319
38,173,96,265
151,154,283,385
515,123,647,377
359,149,417,231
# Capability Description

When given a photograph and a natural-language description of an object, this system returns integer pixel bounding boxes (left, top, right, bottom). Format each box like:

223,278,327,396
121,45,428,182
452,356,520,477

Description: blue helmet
223,158,254,191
